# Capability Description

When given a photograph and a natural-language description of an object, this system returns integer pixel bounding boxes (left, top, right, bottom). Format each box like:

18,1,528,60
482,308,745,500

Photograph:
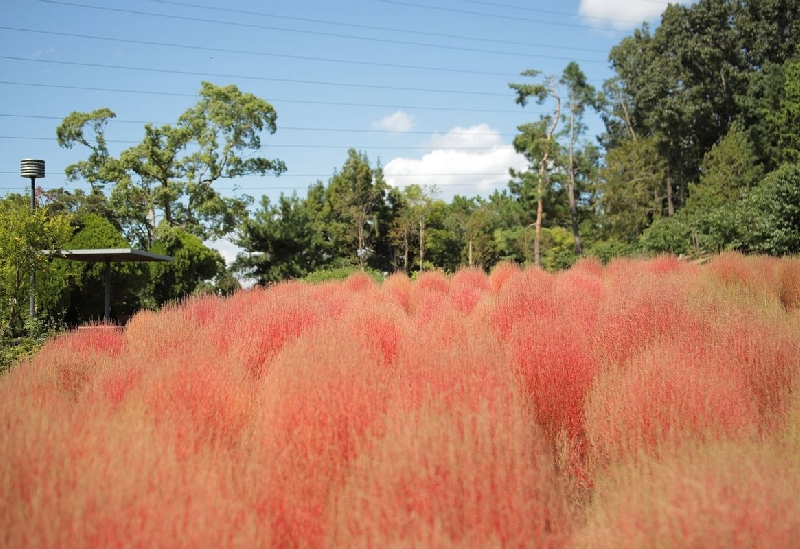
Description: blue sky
1,0,681,262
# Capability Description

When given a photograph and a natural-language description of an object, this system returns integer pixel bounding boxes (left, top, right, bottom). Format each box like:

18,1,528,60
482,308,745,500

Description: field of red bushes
2,252,800,548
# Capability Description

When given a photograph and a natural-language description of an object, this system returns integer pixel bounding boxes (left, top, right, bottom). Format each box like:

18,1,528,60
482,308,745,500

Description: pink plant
584,341,761,468
330,393,571,548
578,442,800,549
449,267,491,314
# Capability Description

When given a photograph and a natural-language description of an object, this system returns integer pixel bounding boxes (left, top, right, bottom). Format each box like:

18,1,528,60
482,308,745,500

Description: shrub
578,442,800,549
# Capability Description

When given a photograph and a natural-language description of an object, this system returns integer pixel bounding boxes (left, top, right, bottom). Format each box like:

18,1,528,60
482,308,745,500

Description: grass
1,253,799,548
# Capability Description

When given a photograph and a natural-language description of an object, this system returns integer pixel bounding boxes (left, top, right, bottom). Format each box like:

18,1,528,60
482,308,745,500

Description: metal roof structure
45,248,174,263
45,248,174,323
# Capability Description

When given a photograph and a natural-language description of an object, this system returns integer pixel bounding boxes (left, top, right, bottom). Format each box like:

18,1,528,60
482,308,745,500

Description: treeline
3,0,800,337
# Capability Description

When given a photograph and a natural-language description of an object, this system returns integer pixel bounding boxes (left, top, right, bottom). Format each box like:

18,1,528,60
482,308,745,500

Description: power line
139,0,609,54
0,135,523,151
374,0,628,31
0,81,533,114
449,0,644,25
1,56,516,97
0,114,528,136
38,0,593,60
0,27,519,78
0,171,517,177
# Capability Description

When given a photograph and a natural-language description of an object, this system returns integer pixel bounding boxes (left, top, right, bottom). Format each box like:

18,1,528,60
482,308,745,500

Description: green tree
738,163,800,255
149,225,223,304
686,124,763,213
0,195,72,337
598,137,667,244
325,150,389,270
776,56,800,163
561,62,597,256
509,69,562,267
235,192,329,284
448,195,497,269
57,82,285,245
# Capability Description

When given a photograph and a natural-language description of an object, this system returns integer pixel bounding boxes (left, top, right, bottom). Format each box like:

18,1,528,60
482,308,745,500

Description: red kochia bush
251,323,392,549
448,267,491,314
592,271,701,366
578,442,800,549
584,341,761,468
489,266,556,341
331,388,570,548
4,253,800,548
488,261,522,293
509,315,596,446
777,256,800,311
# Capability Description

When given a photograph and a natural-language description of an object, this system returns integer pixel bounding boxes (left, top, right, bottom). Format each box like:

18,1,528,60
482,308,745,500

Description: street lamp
20,159,45,324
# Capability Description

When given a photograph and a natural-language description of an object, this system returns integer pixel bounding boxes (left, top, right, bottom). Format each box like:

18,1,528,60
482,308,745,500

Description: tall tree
57,82,286,245
449,195,496,268
235,191,328,284
598,137,668,244
325,150,388,270
561,62,597,256
509,70,561,267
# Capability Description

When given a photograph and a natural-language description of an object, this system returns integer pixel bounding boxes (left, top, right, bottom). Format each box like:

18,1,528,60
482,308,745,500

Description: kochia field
2,253,799,548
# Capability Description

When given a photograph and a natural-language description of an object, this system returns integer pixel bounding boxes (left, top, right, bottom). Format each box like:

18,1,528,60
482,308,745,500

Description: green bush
303,266,385,284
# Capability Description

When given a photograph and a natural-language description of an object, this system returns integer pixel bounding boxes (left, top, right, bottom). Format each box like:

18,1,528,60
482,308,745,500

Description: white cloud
371,110,414,133
29,48,55,60
578,0,690,30
383,124,528,198
205,238,240,266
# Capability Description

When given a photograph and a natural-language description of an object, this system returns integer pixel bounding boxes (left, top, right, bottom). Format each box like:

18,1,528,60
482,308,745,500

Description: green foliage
540,227,578,271
150,225,223,304
303,266,384,284
639,215,693,256
324,149,389,270
738,163,800,255
776,56,800,164
585,238,639,264
599,137,667,244
235,192,329,285
190,266,241,297
686,124,763,214
0,195,72,337
57,82,282,243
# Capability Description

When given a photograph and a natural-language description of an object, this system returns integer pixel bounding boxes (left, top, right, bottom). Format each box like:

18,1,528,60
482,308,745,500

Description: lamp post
20,159,45,324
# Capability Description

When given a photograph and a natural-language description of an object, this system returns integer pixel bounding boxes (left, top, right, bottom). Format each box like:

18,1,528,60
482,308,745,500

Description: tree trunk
468,238,473,267
403,230,409,273
419,217,425,272
533,78,561,269
567,108,583,256
666,168,675,217
535,188,543,268
162,181,172,226
358,222,365,271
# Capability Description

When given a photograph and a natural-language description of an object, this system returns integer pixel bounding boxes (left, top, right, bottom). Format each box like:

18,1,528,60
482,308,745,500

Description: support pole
29,176,36,324
21,159,45,331
104,259,111,324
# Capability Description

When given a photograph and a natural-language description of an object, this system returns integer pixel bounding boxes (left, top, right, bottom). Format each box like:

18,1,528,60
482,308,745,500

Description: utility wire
449,0,645,25
1,56,517,97
0,135,523,151
0,81,535,114
38,0,596,60
140,0,609,53
374,0,628,31
0,114,529,136
0,27,525,78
